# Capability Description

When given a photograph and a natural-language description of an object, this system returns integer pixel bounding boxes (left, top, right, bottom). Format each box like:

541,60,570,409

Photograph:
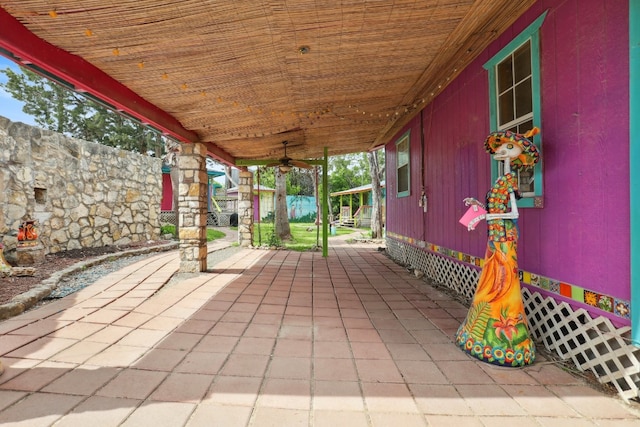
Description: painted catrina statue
456,127,540,367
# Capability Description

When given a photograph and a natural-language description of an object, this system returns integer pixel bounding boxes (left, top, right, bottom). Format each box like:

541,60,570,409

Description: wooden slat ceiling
0,0,535,164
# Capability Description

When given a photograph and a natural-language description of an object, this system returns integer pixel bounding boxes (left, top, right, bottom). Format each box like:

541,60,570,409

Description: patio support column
177,142,208,272
238,167,254,247
322,147,328,257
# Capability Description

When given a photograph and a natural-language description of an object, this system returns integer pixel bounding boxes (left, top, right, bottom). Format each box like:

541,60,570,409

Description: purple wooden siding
386,0,630,304
386,119,424,239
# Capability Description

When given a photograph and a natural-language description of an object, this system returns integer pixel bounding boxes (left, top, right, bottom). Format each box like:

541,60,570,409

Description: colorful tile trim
386,232,631,322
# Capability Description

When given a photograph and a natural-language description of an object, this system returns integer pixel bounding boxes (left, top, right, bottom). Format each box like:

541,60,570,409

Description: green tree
255,165,316,241
0,66,164,155
368,149,384,238
327,153,371,216
274,168,291,240
255,166,314,196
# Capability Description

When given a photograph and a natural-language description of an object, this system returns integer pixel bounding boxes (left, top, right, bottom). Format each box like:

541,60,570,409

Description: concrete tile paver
96,368,167,400
120,401,195,427
0,390,27,412
0,392,85,426
42,364,120,396
313,410,369,427
187,403,253,427
148,372,214,403
0,239,638,426
312,380,365,411
51,395,139,427
203,375,262,406
0,360,76,392
409,383,474,415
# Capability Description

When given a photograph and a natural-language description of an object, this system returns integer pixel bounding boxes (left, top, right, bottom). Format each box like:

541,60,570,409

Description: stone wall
176,142,208,272
237,168,254,247
0,116,162,259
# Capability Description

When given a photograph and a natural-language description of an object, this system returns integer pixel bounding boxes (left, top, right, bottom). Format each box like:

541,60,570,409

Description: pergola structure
0,0,536,268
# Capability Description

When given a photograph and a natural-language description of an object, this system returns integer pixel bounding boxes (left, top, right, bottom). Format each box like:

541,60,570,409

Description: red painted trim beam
0,7,199,144
202,142,235,166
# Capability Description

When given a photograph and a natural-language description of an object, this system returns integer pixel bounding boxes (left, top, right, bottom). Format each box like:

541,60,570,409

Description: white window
484,12,547,207
395,131,410,197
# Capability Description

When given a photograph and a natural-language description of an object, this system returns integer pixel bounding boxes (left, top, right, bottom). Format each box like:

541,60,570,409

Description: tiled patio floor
0,238,639,426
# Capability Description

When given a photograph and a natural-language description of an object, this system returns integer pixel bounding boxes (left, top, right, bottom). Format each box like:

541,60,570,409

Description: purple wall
386,0,630,311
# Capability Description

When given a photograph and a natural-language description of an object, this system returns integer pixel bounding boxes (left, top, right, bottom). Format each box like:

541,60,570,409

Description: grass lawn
253,222,358,251
207,228,226,241
160,225,225,242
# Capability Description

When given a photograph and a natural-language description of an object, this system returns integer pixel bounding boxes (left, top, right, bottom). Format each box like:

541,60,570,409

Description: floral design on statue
456,127,540,367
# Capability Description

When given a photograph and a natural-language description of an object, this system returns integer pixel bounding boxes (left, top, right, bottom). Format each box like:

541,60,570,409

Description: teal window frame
395,130,411,198
484,11,547,208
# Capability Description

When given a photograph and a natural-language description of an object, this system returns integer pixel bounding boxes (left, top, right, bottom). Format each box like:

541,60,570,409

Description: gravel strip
45,253,159,299
46,245,244,299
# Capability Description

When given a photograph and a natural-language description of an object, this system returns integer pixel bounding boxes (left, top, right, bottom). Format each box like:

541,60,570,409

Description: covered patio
2,1,640,422
0,239,638,425
0,0,541,267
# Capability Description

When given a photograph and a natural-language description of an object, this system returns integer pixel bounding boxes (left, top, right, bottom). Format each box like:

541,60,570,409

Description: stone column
237,168,254,247
177,142,208,272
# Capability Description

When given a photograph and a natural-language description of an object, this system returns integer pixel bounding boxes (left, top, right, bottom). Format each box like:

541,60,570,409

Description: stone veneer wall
0,117,162,259
237,168,254,247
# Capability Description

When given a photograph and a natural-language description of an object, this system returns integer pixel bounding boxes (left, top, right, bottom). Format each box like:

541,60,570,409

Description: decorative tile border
386,232,631,322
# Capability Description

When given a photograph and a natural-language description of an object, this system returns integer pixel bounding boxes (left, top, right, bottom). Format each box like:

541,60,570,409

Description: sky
0,55,37,126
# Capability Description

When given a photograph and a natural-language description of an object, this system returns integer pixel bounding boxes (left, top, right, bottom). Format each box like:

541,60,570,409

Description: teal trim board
485,11,547,208
630,0,640,347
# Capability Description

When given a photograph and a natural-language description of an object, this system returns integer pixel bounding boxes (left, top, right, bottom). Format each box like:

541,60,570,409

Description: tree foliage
328,153,371,192
255,166,315,196
0,66,164,155
327,152,384,217
255,151,385,231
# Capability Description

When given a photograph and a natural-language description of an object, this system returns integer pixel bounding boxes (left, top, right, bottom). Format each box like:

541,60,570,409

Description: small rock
12,267,36,277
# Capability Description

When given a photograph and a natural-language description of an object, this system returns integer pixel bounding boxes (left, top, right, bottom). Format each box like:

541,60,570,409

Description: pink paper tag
459,205,487,229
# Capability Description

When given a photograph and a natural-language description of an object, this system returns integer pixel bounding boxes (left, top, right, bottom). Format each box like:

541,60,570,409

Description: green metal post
323,147,329,257
349,194,353,219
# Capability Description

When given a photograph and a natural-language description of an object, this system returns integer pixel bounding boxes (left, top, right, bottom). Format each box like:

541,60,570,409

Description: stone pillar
237,168,254,247
177,143,208,272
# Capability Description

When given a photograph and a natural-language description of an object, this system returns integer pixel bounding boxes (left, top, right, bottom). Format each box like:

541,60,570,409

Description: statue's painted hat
484,127,540,170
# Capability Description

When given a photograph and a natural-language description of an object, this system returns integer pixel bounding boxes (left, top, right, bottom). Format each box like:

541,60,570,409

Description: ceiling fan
266,140,313,173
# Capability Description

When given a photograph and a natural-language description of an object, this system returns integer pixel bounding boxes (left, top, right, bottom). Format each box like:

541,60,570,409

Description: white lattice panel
160,211,177,225
387,238,640,402
160,211,228,227
524,289,640,401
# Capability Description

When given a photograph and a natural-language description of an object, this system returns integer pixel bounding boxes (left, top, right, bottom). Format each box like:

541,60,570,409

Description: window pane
397,164,409,193
513,42,531,82
486,12,546,206
497,56,513,93
499,89,514,126
518,168,534,194
395,133,410,196
515,77,532,117
517,119,534,134
397,139,408,166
